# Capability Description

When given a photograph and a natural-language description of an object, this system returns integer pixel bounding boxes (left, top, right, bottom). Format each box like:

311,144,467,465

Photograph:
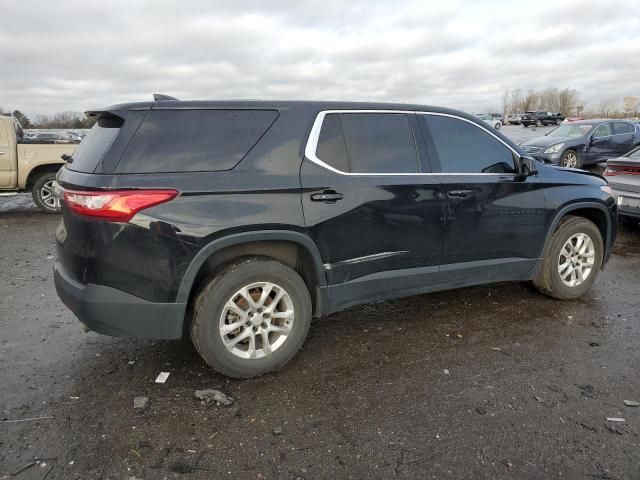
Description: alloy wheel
557,233,595,287
562,152,578,168
40,180,61,210
219,282,294,359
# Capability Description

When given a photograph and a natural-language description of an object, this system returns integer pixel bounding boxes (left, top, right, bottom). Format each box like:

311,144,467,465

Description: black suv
54,99,617,378
521,111,565,127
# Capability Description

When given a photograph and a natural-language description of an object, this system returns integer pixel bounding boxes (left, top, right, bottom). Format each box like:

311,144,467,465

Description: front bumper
54,262,186,339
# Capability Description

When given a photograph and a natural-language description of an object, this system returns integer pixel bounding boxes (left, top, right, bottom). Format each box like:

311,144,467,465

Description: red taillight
63,189,178,222
604,166,640,176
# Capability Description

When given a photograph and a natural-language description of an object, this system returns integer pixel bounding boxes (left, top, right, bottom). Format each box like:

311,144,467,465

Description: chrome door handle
310,190,344,203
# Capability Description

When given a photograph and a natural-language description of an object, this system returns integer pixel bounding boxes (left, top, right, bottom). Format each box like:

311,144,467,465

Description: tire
533,216,604,300
560,150,581,168
495,122,501,130
190,257,312,378
31,172,61,213
555,119,562,125
523,124,529,128
535,119,543,127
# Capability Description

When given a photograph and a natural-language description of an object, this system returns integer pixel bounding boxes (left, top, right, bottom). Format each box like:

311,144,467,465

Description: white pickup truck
0,114,76,212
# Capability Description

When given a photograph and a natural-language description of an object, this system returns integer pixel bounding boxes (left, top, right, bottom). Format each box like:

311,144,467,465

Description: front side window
593,123,612,137
421,115,516,174
314,112,419,174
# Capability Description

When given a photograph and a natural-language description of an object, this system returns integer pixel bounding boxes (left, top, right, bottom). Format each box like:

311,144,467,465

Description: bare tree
557,88,580,116
509,88,524,113
522,90,538,112
598,99,619,118
502,90,510,115
623,96,639,117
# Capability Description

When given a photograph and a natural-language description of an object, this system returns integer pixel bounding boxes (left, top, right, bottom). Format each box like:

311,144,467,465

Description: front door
419,113,547,283
300,111,444,309
586,122,616,163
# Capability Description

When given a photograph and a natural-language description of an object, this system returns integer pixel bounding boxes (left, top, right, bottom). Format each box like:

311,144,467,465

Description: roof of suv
88,99,465,115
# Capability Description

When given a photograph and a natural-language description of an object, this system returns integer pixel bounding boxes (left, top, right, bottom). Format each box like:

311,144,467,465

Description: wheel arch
176,230,328,317
539,202,612,270
25,164,62,190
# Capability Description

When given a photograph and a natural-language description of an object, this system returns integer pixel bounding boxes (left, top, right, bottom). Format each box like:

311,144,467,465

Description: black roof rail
153,94,179,101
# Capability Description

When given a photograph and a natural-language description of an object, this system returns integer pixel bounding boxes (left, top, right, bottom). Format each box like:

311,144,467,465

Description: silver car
605,145,640,224
476,114,502,130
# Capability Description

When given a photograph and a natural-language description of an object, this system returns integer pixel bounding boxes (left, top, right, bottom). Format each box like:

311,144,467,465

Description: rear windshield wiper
61,154,73,163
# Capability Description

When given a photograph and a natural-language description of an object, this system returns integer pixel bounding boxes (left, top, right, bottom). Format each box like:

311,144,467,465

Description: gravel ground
1,124,639,479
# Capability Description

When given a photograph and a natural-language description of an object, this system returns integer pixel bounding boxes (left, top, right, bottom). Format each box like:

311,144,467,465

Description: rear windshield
67,115,122,173
116,109,278,173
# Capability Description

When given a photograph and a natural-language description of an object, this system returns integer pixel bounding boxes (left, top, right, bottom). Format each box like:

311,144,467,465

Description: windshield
547,124,593,138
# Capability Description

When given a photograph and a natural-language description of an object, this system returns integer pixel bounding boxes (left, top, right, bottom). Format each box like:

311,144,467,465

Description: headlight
544,143,564,154
600,185,613,196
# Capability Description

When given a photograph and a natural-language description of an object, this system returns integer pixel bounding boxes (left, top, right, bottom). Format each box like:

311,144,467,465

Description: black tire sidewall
32,172,60,213
191,258,312,378
544,218,604,299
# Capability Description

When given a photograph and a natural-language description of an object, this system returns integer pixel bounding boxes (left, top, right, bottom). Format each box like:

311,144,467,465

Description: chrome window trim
304,109,520,176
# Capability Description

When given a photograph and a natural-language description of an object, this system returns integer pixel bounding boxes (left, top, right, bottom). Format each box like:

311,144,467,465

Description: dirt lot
1,125,639,479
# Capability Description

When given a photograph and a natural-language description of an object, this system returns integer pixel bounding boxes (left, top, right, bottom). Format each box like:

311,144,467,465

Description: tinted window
422,115,516,174
316,113,349,172
117,109,278,173
613,122,634,135
68,115,123,173
593,123,611,137
340,113,418,173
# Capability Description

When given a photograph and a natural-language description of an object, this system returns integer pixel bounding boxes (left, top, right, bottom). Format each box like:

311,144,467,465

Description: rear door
612,121,635,155
419,113,547,282
301,111,444,294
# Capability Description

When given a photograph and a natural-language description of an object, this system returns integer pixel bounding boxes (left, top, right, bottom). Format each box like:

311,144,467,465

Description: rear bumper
612,188,640,219
54,262,186,339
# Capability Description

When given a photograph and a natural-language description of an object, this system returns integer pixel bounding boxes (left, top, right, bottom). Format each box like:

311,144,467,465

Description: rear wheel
560,150,580,168
32,172,61,213
535,119,543,127
190,257,312,378
533,216,603,300
555,119,562,125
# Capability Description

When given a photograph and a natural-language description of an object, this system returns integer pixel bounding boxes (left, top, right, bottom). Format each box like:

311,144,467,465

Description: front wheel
556,119,562,125
533,216,603,300
190,257,312,378
560,150,580,168
535,119,543,127
32,172,61,213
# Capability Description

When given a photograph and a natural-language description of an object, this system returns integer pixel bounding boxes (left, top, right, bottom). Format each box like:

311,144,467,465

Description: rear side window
316,113,349,172
67,115,123,173
314,112,419,173
613,122,634,135
117,109,278,173
421,115,516,174
340,113,418,173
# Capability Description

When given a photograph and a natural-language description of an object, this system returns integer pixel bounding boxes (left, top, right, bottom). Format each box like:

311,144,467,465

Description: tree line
0,108,96,129
501,87,639,118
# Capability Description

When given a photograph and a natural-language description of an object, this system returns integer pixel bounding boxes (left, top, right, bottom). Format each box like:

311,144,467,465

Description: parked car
0,114,76,212
490,112,505,124
53,98,617,378
506,113,522,125
519,120,640,168
521,111,565,127
604,146,640,223
476,113,502,129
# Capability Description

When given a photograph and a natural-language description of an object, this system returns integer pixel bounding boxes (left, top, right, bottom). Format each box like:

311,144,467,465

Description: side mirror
519,156,538,176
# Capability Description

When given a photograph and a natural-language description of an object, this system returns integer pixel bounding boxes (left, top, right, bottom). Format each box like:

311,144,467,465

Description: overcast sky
1,0,639,117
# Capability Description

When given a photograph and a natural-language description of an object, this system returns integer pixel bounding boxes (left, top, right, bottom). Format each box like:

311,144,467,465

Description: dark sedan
519,120,639,168
605,146,640,223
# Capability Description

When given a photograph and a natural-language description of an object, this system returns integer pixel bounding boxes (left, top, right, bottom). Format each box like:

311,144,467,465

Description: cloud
1,0,639,117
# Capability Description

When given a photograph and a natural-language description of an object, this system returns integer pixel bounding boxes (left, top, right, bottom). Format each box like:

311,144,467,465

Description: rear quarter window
116,109,278,173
